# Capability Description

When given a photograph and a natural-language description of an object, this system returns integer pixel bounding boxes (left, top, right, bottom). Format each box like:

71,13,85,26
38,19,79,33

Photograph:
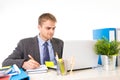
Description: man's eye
53,27,56,30
46,27,56,30
47,27,51,30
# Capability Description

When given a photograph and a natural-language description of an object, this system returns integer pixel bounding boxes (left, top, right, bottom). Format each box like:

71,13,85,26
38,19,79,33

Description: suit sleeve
2,40,28,68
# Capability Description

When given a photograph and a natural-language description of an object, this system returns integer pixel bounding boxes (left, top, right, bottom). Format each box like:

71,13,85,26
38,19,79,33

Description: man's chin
49,36,53,39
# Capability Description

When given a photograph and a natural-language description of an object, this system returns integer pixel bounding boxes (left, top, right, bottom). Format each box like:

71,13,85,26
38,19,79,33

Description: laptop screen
62,40,98,71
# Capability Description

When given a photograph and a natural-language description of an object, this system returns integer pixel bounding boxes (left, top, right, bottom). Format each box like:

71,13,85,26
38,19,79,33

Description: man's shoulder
52,37,63,43
19,36,37,43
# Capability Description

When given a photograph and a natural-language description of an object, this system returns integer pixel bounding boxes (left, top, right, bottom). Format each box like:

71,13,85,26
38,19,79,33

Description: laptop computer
62,40,98,71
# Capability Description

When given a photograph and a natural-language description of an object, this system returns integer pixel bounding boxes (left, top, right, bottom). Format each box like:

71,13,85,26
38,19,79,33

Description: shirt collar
37,35,51,46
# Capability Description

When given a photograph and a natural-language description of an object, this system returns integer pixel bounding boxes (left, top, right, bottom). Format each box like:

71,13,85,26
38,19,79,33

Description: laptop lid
62,40,98,71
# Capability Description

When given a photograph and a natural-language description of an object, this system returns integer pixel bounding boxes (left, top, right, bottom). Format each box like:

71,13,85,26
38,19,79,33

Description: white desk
28,67,120,80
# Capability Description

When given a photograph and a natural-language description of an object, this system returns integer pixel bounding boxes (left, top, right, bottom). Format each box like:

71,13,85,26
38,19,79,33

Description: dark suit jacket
2,36,64,68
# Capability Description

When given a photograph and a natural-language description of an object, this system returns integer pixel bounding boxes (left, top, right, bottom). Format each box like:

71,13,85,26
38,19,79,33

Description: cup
57,59,67,75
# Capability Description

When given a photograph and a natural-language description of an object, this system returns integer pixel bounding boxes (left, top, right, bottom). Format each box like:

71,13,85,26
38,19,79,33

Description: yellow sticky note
45,61,54,67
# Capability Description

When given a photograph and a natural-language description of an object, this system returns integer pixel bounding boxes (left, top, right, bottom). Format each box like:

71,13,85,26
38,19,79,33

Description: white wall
0,0,120,66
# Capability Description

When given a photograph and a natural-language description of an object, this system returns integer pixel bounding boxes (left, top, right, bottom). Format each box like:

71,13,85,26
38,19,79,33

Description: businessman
2,13,64,70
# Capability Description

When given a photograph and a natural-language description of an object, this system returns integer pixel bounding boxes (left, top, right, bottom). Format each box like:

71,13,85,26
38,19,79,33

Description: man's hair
38,13,57,25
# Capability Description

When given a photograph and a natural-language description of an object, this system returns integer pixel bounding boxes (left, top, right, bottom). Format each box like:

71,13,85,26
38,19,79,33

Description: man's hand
22,55,40,70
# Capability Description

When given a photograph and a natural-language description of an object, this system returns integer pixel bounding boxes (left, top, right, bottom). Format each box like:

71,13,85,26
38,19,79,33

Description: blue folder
10,68,30,80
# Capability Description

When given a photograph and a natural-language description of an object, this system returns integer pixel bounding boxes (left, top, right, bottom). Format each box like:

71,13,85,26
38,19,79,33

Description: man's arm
2,40,27,68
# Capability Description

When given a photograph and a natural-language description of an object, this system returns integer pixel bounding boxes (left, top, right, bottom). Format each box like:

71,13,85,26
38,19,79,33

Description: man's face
38,20,56,41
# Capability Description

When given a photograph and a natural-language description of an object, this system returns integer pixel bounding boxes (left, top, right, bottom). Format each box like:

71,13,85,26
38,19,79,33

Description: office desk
28,67,120,80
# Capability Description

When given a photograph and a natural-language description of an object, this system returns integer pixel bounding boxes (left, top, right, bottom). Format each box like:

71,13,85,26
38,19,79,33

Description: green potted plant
94,37,120,57
94,37,120,70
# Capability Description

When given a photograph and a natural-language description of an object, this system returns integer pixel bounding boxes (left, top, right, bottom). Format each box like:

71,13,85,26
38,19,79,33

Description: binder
10,68,30,80
93,28,116,41
93,28,120,65
116,28,120,66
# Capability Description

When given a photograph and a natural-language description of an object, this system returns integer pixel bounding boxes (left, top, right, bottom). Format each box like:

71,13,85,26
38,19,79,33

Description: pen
70,56,75,74
55,52,59,61
28,54,34,60
55,52,61,75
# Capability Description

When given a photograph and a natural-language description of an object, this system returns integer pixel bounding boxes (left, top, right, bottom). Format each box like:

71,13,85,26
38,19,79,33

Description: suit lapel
32,36,41,63
51,39,56,56
51,39,60,58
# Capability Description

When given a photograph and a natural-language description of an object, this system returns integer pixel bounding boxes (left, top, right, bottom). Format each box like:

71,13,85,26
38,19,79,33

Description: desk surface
28,67,120,80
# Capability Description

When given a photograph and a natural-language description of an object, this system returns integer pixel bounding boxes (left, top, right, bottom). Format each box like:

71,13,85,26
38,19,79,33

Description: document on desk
26,65,48,74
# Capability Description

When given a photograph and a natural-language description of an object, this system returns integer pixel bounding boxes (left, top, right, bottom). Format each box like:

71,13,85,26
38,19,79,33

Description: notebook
62,40,98,71
26,65,48,74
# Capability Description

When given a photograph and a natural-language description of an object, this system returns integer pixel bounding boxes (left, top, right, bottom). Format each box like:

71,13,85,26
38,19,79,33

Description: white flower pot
101,55,116,71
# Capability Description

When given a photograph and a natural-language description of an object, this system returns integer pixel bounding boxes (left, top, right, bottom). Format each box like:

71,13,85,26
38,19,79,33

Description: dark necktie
43,42,50,64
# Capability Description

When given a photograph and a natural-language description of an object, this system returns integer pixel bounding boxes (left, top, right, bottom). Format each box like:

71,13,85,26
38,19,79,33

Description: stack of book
0,64,21,80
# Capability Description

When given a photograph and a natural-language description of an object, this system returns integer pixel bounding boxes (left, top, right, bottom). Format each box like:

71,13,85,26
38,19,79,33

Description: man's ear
38,25,40,28
38,25,41,29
